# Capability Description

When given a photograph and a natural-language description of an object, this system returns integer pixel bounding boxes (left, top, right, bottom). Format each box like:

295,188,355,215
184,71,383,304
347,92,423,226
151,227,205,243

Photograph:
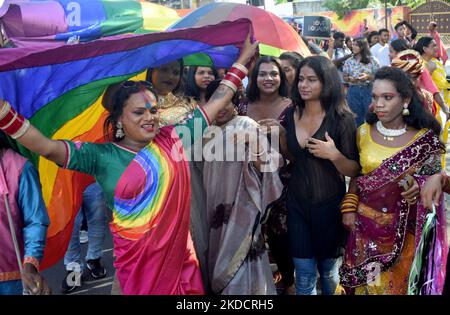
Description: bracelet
0,100,30,139
0,99,11,120
340,193,359,213
23,256,40,272
249,145,266,157
232,63,248,76
223,72,242,88
220,79,238,93
228,66,247,80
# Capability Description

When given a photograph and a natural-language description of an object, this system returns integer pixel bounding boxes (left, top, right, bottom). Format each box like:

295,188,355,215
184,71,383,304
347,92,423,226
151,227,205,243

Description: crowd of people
0,18,449,296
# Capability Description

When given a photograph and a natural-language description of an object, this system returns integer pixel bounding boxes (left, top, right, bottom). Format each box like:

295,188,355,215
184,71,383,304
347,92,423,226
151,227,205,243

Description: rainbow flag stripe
1,0,180,44
111,143,173,240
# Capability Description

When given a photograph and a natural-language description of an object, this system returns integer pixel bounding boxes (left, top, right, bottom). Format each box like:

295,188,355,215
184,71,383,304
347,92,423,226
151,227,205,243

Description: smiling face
371,79,409,125
119,90,160,147
298,65,322,102
195,67,216,91
151,61,181,96
256,62,281,95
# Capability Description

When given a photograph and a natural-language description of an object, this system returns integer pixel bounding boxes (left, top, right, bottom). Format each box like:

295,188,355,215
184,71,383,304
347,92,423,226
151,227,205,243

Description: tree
323,0,426,19
323,0,371,19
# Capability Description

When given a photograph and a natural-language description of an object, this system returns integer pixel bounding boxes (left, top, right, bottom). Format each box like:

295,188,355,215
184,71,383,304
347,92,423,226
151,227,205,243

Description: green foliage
323,0,426,19
323,0,371,19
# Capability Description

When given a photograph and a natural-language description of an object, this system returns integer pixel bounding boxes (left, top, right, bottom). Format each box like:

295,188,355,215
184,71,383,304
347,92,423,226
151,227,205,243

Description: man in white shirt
370,28,391,67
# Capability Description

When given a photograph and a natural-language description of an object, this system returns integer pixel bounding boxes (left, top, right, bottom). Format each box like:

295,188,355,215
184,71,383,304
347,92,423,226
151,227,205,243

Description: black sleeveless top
284,107,359,258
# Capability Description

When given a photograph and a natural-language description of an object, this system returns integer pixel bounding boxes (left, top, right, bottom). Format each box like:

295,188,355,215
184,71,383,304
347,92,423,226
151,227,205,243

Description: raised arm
0,100,67,166
201,35,258,121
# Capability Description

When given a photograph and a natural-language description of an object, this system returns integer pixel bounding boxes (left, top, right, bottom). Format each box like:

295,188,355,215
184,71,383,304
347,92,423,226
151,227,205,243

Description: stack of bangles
220,63,248,93
0,100,30,139
340,193,359,214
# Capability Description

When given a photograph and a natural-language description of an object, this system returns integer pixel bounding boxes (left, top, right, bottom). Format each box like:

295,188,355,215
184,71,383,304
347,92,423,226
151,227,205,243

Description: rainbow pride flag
0,19,253,268
0,0,180,46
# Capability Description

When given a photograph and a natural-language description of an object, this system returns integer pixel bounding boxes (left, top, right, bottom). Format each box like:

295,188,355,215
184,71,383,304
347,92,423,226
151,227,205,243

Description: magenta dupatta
340,130,448,294
111,126,204,295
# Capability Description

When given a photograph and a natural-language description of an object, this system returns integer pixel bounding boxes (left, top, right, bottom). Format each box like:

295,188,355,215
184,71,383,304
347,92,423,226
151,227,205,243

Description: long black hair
0,130,11,150
291,56,352,121
103,81,159,142
246,56,288,102
183,66,219,101
366,67,441,136
354,37,372,64
413,36,434,55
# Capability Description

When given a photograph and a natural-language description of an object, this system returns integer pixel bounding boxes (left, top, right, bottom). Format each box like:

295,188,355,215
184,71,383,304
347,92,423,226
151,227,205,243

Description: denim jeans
64,183,107,270
347,84,373,127
292,257,339,295
0,280,23,295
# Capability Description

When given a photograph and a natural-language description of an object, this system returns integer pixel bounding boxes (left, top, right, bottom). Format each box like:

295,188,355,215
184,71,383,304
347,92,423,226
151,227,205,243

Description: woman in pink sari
340,67,448,295
0,37,258,294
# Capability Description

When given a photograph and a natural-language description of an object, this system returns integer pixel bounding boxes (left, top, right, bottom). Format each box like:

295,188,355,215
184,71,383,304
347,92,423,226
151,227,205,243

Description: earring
116,121,125,139
402,103,410,116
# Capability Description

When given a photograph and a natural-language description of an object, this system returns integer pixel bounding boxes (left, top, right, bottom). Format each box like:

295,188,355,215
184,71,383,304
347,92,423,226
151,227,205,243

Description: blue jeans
292,257,339,295
347,84,373,127
64,183,107,270
0,280,23,295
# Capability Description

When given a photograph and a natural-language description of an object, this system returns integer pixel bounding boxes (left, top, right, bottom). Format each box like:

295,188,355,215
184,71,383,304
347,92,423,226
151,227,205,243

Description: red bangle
224,73,242,88
227,67,247,80
0,100,30,139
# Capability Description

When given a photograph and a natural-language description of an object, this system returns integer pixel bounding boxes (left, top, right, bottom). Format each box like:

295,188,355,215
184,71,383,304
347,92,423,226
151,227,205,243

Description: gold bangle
341,208,357,214
220,79,237,93
0,100,11,120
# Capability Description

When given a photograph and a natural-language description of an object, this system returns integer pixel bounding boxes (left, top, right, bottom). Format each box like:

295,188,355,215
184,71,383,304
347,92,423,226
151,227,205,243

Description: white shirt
370,43,390,67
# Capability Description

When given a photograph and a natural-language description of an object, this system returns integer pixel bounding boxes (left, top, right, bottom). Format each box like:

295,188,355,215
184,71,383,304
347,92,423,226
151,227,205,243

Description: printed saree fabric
340,130,448,294
111,126,204,295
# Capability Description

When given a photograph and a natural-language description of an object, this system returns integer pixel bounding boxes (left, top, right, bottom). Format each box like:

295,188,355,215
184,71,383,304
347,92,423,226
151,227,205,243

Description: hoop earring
402,103,410,116
116,121,125,139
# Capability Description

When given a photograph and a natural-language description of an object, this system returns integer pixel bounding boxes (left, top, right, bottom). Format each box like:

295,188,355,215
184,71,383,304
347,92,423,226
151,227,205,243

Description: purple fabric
0,18,252,71
1,2,67,37
0,149,27,277
339,130,447,294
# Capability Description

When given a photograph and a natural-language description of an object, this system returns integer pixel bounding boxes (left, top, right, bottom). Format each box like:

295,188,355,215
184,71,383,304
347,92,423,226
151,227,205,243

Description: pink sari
111,126,204,295
340,130,448,294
